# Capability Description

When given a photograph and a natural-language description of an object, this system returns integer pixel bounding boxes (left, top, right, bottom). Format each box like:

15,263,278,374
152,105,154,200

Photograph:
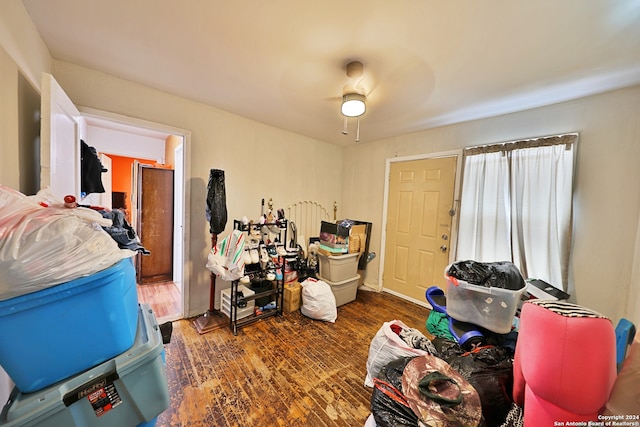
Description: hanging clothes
80,140,107,194
206,169,227,234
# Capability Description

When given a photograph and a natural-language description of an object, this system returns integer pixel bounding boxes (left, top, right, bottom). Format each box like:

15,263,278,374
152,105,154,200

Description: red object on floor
512,300,617,424
390,323,403,335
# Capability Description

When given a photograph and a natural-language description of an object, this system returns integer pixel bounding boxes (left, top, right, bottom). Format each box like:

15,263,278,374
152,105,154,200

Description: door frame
379,150,464,306
78,107,192,320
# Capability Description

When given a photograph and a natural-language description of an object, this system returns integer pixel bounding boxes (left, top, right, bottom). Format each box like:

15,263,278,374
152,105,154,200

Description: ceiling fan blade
342,82,358,95
356,73,377,97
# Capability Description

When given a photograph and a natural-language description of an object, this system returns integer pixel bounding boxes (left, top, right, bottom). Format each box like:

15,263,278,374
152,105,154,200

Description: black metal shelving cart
227,219,288,335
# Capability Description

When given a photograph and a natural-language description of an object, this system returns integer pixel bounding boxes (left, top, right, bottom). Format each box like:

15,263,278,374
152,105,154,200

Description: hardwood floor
137,281,182,321
155,289,431,427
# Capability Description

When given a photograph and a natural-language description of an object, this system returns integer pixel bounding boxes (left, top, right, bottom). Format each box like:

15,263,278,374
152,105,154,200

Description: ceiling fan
338,60,374,142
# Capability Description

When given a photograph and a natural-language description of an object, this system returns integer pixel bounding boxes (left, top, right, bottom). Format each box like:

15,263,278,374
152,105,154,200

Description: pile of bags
365,320,519,427
0,186,135,301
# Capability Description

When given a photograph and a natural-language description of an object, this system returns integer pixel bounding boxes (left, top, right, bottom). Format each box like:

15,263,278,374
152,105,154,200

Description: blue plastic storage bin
0,304,169,427
0,258,138,393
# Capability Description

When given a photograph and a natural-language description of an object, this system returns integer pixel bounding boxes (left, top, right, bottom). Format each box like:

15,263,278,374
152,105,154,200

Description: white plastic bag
300,278,337,323
364,414,378,427
364,320,431,387
0,186,135,301
205,229,246,281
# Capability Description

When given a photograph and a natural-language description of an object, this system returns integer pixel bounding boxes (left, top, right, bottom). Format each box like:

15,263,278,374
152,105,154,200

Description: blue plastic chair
615,318,636,372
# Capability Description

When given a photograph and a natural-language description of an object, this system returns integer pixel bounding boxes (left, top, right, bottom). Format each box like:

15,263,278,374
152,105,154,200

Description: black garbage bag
370,357,418,427
205,169,228,234
432,338,514,427
447,261,525,291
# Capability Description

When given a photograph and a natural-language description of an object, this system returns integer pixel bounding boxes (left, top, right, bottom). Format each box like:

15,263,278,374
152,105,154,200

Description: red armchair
513,300,617,424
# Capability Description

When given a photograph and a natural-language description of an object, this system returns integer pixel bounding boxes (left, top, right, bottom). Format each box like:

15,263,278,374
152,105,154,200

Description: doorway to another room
83,114,187,323
38,73,188,323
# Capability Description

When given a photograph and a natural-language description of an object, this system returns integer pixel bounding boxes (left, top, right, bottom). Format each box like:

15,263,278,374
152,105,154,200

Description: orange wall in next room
108,155,171,209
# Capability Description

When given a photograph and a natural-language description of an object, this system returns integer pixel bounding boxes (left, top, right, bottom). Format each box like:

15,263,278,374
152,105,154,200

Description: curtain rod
464,132,578,156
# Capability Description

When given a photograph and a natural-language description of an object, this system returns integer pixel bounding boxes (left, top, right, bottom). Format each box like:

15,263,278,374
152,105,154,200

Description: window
455,133,577,290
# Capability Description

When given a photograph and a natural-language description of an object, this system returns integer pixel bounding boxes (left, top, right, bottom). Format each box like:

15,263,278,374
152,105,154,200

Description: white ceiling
22,0,640,146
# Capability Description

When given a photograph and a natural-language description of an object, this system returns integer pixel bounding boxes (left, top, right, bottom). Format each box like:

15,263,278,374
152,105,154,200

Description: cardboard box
283,281,302,313
349,224,367,255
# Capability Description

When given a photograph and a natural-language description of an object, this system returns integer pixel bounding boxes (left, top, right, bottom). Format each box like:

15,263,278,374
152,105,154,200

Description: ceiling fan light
341,93,366,117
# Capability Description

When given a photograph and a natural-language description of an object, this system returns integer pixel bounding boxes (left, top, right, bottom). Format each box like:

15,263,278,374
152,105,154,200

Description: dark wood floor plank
155,288,431,426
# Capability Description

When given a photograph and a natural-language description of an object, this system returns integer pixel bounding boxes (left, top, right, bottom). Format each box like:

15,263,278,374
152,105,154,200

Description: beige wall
0,45,20,190
0,1,52,89
51,60,344,317
0,1,52,193
343,85,640,325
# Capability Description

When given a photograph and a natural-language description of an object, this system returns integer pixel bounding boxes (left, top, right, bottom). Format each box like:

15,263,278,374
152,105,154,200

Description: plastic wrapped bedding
0,186,135,301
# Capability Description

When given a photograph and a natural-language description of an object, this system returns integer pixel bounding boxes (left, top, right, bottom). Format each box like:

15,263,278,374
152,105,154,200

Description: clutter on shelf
203,200,378,334
209,201,374,331
215,203,291,334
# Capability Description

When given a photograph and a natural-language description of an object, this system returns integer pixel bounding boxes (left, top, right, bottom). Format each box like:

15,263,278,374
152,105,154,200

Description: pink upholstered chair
512,300,617,424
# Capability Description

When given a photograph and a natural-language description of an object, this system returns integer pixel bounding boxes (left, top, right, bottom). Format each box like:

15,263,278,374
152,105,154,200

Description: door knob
440,245,447,253
442,234,449,241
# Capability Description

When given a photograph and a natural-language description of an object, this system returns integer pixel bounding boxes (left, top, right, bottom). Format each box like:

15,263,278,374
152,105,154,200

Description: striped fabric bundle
528,299,609,320
205,229,246,281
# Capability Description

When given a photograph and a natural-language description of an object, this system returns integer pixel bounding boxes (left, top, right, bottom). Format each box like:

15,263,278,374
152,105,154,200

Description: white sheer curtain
457,151,512,261
456,134,577,290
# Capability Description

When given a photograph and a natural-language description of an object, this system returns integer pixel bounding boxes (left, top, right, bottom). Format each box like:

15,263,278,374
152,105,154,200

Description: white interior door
40,73,85,199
